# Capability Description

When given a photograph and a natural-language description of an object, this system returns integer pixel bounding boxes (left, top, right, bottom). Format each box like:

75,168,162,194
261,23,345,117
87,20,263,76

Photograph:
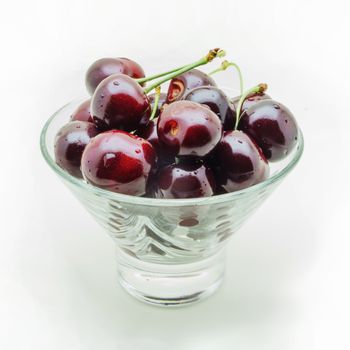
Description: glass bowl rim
40,100,304,207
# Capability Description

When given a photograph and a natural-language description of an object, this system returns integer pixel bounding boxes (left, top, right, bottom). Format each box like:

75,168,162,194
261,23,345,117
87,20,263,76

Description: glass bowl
40,99,304,307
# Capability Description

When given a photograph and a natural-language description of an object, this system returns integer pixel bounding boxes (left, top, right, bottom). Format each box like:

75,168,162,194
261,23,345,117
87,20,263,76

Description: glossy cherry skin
154,162,216,199
144,167,159,198
215,130,269,192
147,92,167,119
91,74,151,132
232,92,271,115
120,57,145,80
136,118,175,164
70,99,93,123
85,57,145,95
239,99,298,161
215,186,228,195
81,130,156,196
166,69,216,103
157,101,222,158
184,86,235,131
136,118,159,151
54,121,99,178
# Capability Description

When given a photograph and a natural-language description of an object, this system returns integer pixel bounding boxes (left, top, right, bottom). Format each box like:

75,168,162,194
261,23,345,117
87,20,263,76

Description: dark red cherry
215,186,228,195
70,99,93,123
120,57,145,81
91,74,151,132
136,118,159,151
183,86,235,131
166,69,216,103
154,162,216,199
232,92,271,115
85,57,145,95
54,121,99,178
215,130,269,192
136,118,175,164
157,100,222,158
239,99,298,161
144,167,159,198
81,130,156,196
147,92,167,119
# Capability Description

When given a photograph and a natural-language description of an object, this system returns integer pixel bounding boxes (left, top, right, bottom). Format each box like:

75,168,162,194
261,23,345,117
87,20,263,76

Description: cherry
215,186,228,195
91,74,151,132
154,162,216,199
147,92,167,119
136,118,159,151
239,99,298,161
144,167,159,198
85,57,145,95
215,130,269,192
54,121,99,178
137,118,175,164
90,48,225,133
157,100,223,158
70,99,93,123
120,57,145,81
232,92,271,115
81,130,156,196
183,86,235,131
166,69,217,103
136,87,174,163
136,88,175,169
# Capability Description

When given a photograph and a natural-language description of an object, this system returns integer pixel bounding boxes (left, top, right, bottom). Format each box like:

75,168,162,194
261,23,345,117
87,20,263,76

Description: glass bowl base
116,247,226,307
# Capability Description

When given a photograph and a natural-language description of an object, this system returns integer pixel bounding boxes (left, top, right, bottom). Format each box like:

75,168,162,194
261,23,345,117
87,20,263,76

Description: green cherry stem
136,66,187,84
149,86,161,121
234,83,268,130
137,48,226,84
143,48,226,94
209,60,244,94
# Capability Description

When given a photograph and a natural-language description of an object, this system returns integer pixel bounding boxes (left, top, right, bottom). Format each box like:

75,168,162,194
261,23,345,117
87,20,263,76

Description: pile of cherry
54,49,299,198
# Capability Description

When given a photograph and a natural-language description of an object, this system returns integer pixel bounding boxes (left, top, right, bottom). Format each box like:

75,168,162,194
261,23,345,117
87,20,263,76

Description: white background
1,0,349,349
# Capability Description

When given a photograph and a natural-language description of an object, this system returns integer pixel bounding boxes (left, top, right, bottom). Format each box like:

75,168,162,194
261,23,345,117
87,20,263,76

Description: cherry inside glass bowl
40,93,304,307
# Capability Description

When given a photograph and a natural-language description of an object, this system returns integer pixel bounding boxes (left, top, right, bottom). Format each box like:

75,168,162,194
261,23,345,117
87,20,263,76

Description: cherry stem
234,83,268,130
143,48,226,94
136,66,187,84
149,86,161,121
209,60,244,95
